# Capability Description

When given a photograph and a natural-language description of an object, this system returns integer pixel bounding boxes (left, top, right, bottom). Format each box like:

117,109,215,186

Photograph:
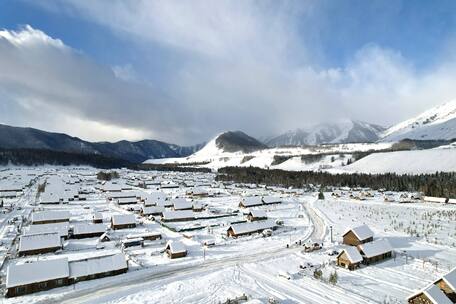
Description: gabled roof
343,224,374,241
111,214,136,225
172,198,192,210
19,232,62,252
162,210,194,220
262,196,282,204
31,210,70,223
142,206,165,215
441,267,456,291
241,196,263,207
338,246,363,263
358,239,392,258
228,219,275,235
6,258,69,288
25,222,69,238
165,240,186,253
408,284,453,304
248,209,267,218
73,223,106,235
69,253,127,279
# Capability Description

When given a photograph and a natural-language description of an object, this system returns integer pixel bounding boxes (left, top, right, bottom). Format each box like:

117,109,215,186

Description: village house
127,232,162,241
141,206,165,217
69,253,128,283
5,258,70,297
192,201,205,212
336,247,363,270
408,284,453,304
262,196,282,205
165,240,187,259
247,209,267,221
226,220,276,237
31,210,70,225
342,224,374,246
408,267,456,303
93,211,103,223
18,232,62,256
161,210,195,222
24,222,69,239
116,197,138,205
121,237,144,248
111,214,136,230
358,239,393,265
172,198,193,211
239,196,263,208
71,223,106,239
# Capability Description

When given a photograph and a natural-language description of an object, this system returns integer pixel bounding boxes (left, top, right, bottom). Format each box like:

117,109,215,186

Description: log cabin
342,224,374,246
336,247,363,270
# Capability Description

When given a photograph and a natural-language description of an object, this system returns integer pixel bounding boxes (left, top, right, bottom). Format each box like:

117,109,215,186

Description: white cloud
4,2,456,144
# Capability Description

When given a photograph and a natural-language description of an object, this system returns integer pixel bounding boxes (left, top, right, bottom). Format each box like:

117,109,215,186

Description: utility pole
330,226,333,243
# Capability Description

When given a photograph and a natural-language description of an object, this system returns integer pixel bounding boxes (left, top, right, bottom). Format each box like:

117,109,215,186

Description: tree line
216,166,456,198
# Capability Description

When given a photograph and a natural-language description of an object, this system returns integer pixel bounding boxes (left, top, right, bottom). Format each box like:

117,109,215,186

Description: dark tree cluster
96,171,120,181
133,163,212,173
0,148,130,169
216,166,456,198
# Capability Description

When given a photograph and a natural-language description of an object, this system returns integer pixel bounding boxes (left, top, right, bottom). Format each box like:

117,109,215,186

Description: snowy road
36,200,326,304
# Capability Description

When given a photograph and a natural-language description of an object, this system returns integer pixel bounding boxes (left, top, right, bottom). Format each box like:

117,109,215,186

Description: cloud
3,1,456,144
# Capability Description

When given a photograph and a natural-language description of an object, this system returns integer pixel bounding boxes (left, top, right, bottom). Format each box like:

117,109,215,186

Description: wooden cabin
358,239,393,265
72,223,106,239
227,220,275,238
336,247,363,270
172,198,193,211
111,214,136,230
93,211,103,223
165,241,187,259
18,232,62,256
31,211,70,225
247,209,267,222
239,196,263,208
69,253,128,283
24,222,69,239
408,284,453,304
161,210,195,222
6,258,70,297
342,224,374,246
141,206,165,217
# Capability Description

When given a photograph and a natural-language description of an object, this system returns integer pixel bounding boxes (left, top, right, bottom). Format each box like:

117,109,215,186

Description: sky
1,0,456,145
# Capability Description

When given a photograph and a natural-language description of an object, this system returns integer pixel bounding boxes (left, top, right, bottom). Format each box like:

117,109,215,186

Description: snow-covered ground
0,167,455,303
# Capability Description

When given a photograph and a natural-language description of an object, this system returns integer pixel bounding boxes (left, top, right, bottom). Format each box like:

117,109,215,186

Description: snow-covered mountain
381,100,456,141
265,120,385,147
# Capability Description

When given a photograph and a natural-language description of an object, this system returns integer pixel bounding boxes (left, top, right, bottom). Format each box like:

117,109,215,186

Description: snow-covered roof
165,240,186,253
69,253,127,279
262,196,282,204
142,206,165,215
358,239,392,258
156,200,173,207
6,258,69,288
228,219,275,235
116,197,138,204
162,210,194,220
25,222,69,238
442,267,456,291
340,246,363,263
172,198,192,210
93,211,103,220
19,232,62,252
248,209,267,218
343,224,374,241
73,223,106,235
31,210,70,223
111,214,136,225
409,284,453,304
241,196,263,207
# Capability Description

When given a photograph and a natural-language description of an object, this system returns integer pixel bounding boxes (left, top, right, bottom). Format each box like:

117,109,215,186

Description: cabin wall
6,278,69,298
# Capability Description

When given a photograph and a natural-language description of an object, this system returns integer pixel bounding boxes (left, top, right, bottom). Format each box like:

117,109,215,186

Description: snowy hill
381,100,456,141
334,145,456,174
265,120,385,146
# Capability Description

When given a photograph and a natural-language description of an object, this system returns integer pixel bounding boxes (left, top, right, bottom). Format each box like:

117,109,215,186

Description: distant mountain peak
381,100,456,141
265,120,385,147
